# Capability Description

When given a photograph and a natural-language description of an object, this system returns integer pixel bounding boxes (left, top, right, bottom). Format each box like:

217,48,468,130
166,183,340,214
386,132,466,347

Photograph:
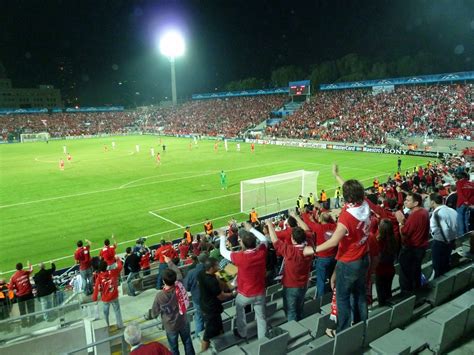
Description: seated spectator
124,322,172,354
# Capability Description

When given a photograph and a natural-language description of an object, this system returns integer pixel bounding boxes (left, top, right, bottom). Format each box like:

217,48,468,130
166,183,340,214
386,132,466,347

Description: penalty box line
148,211,184,228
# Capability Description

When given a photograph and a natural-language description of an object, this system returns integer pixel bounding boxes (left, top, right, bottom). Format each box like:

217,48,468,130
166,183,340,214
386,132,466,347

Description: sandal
325,329,336,338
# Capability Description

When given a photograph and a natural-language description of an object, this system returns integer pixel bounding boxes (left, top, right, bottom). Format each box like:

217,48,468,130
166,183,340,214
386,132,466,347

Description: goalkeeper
220,170,227,190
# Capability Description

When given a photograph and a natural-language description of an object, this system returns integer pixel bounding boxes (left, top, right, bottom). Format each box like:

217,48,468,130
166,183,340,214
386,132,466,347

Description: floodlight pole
169,57,177,106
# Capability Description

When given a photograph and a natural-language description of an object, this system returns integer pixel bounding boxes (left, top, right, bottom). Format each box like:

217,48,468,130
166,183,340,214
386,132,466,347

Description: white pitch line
0,210,247,276
0,160,288,209
151,192,240,213
149,211,184,228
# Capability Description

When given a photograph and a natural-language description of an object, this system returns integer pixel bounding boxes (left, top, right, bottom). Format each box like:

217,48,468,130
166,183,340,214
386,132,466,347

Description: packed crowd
2,150,472,354
267,84,472,144
0,111,141,139
140,95,287,137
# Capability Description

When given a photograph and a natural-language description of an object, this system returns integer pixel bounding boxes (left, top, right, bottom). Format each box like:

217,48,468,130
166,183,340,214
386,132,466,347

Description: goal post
20,132,50,143
240,170,319,215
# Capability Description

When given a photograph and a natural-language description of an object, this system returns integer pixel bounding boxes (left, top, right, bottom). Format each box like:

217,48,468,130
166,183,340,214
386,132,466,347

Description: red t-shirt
456,179,474,207
154,244,175,263
92,259,123,303
9,270,33,297
401,208,430,248
140,252,151,270
100,245,116,265
231,244,267,297
276,227,292,244
274,240,313,288
336,203,370,262
74,246,92,270
179,244,190,260
311,222,337,258
131,342,172,355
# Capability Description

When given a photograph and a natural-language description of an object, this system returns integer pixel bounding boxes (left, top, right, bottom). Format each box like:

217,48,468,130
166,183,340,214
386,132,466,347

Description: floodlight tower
159,30,185,105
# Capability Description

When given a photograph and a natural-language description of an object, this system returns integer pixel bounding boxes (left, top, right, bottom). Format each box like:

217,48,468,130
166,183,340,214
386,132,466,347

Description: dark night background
1,0,473,106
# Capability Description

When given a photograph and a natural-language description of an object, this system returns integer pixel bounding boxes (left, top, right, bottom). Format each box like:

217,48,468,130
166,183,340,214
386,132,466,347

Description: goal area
20,132,50,143
240,170,319,215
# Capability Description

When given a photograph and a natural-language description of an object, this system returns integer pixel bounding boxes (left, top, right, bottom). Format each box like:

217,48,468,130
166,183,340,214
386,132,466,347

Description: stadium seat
306,337,335,354
298,312,331,338
451,266,473,295
390,295,416,330
302,298,320,318
218,345,246,355
426,275,455,307
364,308,392,347
276,320,310,342
333,321,365,355
405,307,469,354
369,328,427,354
240,330,289,355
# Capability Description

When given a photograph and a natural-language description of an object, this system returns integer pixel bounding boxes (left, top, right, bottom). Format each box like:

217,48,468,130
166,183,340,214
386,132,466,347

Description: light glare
159,31,185,58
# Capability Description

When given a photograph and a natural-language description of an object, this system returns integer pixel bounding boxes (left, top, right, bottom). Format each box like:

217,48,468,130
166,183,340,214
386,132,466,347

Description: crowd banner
320,71,474,91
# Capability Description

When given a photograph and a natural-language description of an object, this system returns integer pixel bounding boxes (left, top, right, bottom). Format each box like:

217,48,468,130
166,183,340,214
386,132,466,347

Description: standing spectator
139,244,151,276
150,267,195,355
9,261,35,327
178,239,190,263
430,193,458,277
124,322,172,354
304,165,370,333
100,236,118,267
92,257,124,330
155,240,175,289
371,219,397,306
455,172,474,235
445,185,457,210
192,235,202,256
395,192,430,294
198,257,234,352
124,247,141,297
183,254,208,340
0,279,13,320
74,239,93,295
219,222,268,339
267,221,313,321
33,262,57,321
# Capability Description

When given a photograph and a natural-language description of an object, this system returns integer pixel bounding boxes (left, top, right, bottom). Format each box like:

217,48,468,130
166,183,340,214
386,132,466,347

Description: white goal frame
20,132,50,143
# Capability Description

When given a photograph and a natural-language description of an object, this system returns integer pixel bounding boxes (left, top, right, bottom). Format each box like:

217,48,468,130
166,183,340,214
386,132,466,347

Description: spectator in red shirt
219,222,268,339
155,240,176,289
395,192,430,294
124,322,172,354
92,257,124,329
99,236,117,267
179,239,190,262
306,212,337,299
267,221,313,321
304,165,370,333
74,239,93,295
455,171,474,235
9,261,35,327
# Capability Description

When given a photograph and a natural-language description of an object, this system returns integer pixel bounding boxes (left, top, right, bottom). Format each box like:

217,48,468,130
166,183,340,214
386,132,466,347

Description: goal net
20,132,50,143
240,170,319,215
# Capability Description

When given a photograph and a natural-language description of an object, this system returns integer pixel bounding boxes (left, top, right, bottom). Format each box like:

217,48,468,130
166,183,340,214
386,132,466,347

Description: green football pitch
0,135,431,276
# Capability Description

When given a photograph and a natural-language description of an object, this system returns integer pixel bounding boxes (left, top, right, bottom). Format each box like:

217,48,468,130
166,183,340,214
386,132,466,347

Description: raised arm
219,234,232,261
289,210,310,231
244,222,268,245
265,220,278,244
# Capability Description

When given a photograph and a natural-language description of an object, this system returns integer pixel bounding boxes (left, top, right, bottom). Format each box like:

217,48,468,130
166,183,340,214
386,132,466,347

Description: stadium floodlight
159,30,185,106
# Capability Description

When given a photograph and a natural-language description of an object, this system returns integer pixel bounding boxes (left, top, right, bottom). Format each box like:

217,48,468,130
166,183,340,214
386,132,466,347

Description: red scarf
175,281,189,315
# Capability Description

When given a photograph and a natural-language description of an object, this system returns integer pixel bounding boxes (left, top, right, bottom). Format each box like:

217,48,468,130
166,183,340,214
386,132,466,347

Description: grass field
0,135,432,276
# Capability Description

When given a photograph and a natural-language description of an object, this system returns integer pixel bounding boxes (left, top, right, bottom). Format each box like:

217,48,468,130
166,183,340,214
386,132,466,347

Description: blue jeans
166,321,195,355
335,255,369,332
235,293,267,339
457,205,471,236
126,271,139,296
283,286,307,321
315,256,336,298
102,299,123,328
156,263,168,289
80,267,93,295
39,293,54,321
193,302,204,336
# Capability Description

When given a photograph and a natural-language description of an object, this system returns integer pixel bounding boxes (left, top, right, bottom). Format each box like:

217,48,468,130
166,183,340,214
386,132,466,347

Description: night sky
1,0,473,106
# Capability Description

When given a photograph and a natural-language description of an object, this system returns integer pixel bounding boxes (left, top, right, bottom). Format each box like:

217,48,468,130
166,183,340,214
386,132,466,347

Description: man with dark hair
275,215,298,245
92,256,123,330
124,247,141,296
155,239,176,289
220,222,268,339
151,268,195,355
99,235,117,267
33,262,56,321
455,172,474,235
9,261,35,327
396,192,430,294
198,257,234,352
429,193,458,277
267,221,313,321
304,165,370,333
74,239,93,295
